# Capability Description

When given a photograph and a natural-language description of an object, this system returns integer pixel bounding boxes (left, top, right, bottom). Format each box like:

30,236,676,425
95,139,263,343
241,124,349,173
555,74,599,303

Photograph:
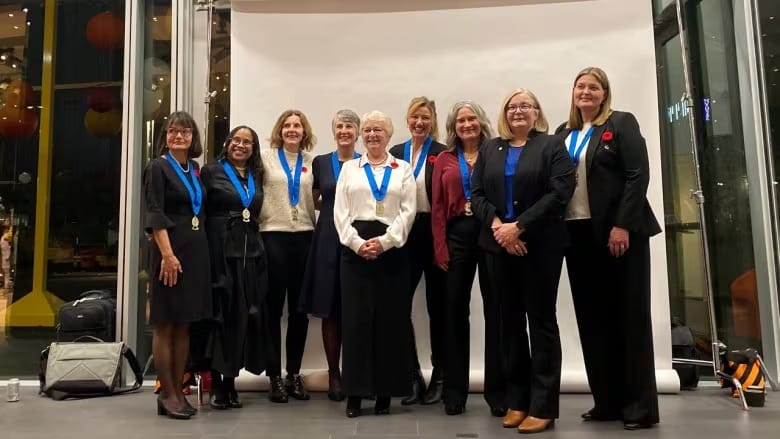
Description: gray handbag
39,335,143,400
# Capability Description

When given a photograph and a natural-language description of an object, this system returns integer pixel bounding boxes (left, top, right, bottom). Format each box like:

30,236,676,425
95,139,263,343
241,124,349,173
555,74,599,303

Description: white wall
230,0,679,393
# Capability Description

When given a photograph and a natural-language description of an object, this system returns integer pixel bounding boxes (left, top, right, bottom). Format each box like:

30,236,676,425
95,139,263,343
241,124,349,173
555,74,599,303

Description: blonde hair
567,66,613,129
405,96,439,142
360,110,394,139
445,100,493,150
269,109,317,151
497,89,549,140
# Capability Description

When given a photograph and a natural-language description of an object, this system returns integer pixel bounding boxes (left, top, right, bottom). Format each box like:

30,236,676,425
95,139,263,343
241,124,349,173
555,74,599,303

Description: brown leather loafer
502,409,528,428
517,416,554,434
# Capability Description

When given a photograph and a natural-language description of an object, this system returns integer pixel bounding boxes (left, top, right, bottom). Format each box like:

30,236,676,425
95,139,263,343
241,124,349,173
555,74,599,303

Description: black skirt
340,220,413,397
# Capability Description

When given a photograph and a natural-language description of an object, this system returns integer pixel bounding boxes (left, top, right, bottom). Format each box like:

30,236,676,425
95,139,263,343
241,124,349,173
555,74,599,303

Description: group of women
142,66,661,433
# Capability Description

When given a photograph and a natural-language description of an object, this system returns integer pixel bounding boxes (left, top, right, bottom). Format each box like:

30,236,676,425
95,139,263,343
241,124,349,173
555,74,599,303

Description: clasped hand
358,238,384,260
491,218,528,256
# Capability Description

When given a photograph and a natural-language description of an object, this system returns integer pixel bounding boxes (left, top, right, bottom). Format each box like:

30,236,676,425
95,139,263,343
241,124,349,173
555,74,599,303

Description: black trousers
341,221,413,397
406,213,446,372
262,231,312,376
566,220,659,424
442,217,506,408
486,249,563,419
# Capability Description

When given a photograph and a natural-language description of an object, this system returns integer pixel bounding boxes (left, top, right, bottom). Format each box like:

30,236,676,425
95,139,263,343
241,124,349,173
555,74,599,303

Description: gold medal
291,206,299,221
464,201,473,216
376,201,384,216
242,208,251,223
191,216,200,231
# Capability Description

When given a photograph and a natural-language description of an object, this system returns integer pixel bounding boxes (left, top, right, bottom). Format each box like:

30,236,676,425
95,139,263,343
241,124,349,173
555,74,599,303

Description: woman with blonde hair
259,109,317,403
471,89,574,433
389,96,448,405
555,67,661,430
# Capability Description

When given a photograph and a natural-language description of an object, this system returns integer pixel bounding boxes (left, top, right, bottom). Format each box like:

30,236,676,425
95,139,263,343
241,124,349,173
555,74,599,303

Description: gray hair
360,110,394,139
445,100,493,150
332,109,361,133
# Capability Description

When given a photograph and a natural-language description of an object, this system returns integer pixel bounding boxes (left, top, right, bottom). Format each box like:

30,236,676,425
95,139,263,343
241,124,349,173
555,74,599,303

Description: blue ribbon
331,151,360,182
363,162,393,202
568,126,594,166
165,153,202,216
403,136,433,179
456,149,472,201
221,160,255,209
278,148,303,206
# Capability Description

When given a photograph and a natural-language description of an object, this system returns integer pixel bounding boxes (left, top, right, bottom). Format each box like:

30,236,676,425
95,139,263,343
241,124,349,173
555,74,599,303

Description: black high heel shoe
209,391,229,410
400,369,425,406
327,370,346,402
374,396,390,415
227,389,243,409
181,398,198,416
422,368,443,405
346,396,362,418
157,397,192,420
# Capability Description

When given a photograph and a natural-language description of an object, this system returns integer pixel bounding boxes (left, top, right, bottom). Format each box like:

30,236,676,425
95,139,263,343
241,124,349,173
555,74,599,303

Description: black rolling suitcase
56,290,117,342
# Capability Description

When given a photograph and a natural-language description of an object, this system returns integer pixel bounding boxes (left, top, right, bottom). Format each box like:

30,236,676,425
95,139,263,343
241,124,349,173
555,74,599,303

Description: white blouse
334,153,417,253
565,123,593,220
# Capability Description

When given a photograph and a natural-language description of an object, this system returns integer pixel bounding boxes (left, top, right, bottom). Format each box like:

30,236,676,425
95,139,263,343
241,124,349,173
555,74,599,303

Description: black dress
142,157,212,325
299,153,345,318
201,162,274,377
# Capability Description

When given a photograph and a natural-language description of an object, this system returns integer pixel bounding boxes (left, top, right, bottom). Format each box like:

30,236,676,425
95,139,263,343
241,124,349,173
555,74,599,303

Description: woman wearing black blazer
555,67,661,431
471,89,574,434
389,96,447,405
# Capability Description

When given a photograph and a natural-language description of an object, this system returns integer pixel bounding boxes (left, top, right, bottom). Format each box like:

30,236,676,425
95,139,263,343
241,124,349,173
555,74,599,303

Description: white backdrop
231,0,679,393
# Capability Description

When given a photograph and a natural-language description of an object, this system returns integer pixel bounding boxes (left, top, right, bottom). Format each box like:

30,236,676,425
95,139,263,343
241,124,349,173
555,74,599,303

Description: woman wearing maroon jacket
431,100,505,417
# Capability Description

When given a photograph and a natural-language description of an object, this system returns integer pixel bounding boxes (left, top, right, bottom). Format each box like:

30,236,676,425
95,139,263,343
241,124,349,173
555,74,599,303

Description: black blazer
390,139,446,206
470,133,575,254
554,110,662,239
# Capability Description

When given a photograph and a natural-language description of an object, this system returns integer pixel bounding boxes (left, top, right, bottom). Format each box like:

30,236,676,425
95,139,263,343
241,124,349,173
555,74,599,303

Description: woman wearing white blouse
334,111,417,418
259,109,317,403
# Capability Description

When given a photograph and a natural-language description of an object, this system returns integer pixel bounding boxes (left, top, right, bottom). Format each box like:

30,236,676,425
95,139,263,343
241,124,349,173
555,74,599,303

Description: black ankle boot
346,396,362,418
268,376,288,403
422,368,443,405
400,369,425,406
285,374,310,400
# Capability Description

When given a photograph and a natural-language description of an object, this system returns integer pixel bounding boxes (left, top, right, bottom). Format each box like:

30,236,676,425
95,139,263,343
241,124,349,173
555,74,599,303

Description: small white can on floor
6,378,20,402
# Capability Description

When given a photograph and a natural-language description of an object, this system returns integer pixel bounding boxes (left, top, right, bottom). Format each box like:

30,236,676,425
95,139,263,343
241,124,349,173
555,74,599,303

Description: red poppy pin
193,168,200,178
390,162,399,169
601,131,614,142
301,166,308,173
427,155,437,163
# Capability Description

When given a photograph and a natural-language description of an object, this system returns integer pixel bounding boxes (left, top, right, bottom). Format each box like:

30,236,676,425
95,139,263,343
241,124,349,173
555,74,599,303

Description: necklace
171,157,189,173
367,155,387,166
234,166,247,171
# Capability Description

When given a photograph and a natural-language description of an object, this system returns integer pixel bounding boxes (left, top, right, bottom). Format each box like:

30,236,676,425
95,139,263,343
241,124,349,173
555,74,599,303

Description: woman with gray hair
431,101,505,416
334,111,417,417
299,109,362,402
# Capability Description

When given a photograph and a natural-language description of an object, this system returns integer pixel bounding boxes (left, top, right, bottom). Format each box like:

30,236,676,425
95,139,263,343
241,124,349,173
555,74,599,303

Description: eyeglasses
362,127,386,134
167,127,193,137
229,136,254,147
506,104,538,113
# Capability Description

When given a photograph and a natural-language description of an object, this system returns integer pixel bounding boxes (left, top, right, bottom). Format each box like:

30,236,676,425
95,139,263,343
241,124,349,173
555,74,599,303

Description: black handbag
56,289,117,342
